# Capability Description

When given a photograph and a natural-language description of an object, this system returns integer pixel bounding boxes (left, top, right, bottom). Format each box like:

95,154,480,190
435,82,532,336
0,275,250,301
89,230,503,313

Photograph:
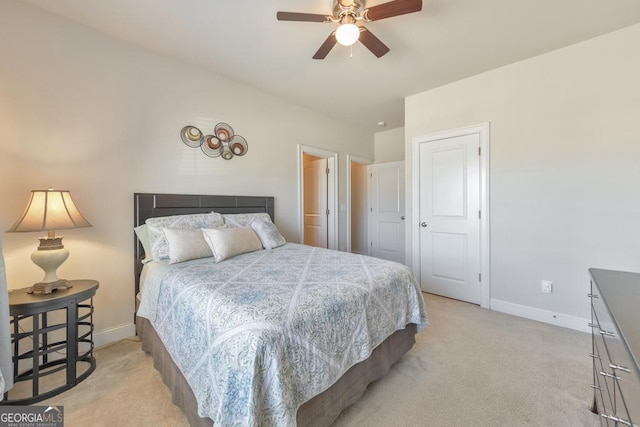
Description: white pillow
134,224,154,264
146,212,224,261
251,220,286,250
202,226,263,263
162,227,213,264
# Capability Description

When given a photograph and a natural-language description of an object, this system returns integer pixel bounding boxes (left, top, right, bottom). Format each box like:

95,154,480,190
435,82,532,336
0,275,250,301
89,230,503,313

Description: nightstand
2,279,99,405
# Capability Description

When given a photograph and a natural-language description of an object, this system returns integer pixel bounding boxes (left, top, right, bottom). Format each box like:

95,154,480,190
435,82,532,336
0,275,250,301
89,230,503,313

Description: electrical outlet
541,280,553,294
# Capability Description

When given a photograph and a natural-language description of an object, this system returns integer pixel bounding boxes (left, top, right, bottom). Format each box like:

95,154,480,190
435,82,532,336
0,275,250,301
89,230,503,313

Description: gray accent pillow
223,212,273,228
251,220,286,250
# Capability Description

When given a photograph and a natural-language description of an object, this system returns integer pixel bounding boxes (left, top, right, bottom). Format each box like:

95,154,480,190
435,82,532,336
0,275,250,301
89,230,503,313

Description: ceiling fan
276,0,422,59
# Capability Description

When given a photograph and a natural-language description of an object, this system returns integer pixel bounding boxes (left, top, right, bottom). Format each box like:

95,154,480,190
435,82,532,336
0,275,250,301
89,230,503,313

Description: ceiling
23,0,640,133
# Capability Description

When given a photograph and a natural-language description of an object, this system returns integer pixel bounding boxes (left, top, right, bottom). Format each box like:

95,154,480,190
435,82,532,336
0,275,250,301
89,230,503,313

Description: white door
304,157,328,248
418,134,481,303
370,161,405,263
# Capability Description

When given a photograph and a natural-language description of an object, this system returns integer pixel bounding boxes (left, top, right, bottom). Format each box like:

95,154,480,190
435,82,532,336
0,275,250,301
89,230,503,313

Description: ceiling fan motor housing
334,0,363,21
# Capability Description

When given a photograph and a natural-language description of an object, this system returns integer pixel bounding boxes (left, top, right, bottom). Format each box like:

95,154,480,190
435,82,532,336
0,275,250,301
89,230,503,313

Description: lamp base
28,279,73,295
30,237,70,294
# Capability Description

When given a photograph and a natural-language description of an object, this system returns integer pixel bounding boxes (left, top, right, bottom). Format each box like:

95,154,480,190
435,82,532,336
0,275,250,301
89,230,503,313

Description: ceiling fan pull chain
350,45,353,58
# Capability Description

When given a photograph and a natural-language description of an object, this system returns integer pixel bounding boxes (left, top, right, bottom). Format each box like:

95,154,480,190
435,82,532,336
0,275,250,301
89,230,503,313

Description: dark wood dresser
589,268,640,426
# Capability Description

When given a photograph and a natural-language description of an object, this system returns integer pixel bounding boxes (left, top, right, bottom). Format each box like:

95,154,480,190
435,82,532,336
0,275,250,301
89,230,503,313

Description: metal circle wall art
180,122,248,160
201,135,222,158
229,135,248,156
180,126,204,148
214,123,234,142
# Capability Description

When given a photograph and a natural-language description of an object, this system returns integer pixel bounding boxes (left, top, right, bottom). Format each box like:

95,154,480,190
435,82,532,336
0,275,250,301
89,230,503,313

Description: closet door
418,133,481,304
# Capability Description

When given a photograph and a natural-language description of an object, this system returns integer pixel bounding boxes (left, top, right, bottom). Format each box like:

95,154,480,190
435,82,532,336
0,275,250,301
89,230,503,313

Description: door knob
420,222,428,227
401,216,405,220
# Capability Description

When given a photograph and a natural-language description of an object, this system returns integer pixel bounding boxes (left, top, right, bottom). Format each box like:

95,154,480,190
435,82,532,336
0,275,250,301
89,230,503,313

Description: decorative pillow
146,212,224,261
251,220,286,250
134,224,154,264
222,212,273,228
162,227,213,264
202,226,263,263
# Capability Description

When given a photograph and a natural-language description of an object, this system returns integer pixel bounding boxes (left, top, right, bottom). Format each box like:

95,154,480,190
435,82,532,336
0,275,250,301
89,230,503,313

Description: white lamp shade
7,189,91,233
336,23,360,46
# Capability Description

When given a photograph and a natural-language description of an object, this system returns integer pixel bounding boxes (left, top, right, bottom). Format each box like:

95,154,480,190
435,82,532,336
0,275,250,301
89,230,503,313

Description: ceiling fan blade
313,33,337,59
277,11,331,22
359,27,390,58
364,0,422,21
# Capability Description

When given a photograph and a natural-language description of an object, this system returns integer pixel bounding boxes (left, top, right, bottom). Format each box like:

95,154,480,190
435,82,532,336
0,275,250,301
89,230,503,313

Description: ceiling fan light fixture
335,23,360,46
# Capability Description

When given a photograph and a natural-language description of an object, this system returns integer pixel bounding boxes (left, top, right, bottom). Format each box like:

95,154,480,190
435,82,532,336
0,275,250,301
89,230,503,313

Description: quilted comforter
137,243,428,426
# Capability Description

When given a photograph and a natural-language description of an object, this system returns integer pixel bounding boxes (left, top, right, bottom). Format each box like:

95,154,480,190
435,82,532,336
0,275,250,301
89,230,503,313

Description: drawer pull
608,363,631,373
588,323,600,329
588,293,599,299
589,353,602,360
599,371,621,381
598,330,616,337
600,413,633,426
590,384,603,391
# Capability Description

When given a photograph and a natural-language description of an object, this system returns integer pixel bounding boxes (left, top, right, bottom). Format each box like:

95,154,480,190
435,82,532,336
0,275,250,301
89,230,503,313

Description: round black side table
2,279,99,405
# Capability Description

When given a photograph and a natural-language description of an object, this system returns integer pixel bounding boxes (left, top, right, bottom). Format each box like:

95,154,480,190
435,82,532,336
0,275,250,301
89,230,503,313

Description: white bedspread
137,243,428,426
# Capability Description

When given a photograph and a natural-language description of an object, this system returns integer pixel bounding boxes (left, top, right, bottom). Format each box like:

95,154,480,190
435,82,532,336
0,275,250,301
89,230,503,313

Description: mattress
137,243,428,426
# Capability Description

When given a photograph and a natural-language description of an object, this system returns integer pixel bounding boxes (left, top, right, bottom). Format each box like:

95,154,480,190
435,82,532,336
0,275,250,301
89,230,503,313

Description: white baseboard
94,322,136,349
490,299,591,333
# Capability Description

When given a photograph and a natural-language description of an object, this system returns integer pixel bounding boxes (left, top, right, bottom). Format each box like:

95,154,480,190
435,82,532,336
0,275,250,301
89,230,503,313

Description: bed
133,193,428,426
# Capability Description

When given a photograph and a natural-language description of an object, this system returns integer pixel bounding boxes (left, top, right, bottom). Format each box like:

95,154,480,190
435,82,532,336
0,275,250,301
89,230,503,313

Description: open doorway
297,145,338,250
347,154,372,254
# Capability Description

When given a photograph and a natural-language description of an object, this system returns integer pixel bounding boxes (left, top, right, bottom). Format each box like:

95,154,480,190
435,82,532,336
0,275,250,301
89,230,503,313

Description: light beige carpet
39,294,600,426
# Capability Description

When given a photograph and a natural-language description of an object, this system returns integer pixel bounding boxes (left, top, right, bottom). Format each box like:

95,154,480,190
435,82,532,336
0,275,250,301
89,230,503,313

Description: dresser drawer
593,367,611,426
590,288,617,344
589,270,640,427
592,291,640,424
592,331,617,411
607,337,640,424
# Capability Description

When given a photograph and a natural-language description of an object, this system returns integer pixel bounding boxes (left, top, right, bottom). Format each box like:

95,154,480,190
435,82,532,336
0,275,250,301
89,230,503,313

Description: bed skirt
137,316,417,426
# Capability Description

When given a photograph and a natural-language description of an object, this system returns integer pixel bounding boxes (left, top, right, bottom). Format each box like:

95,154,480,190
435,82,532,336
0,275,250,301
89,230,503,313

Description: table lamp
6,189,91,294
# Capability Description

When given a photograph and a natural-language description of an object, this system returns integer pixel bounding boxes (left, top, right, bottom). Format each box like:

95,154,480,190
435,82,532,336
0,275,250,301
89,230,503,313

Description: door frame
411,123,491,308
346,154,373,254
298,144,339,250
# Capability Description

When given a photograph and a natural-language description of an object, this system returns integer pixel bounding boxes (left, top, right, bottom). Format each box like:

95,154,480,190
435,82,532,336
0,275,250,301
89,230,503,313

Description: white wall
405,24,640,328
374,127,405,163
0,2,373,346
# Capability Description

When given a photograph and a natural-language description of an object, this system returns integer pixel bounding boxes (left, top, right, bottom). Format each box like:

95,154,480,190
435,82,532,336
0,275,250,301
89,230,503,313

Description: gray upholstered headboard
133,193,275,299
